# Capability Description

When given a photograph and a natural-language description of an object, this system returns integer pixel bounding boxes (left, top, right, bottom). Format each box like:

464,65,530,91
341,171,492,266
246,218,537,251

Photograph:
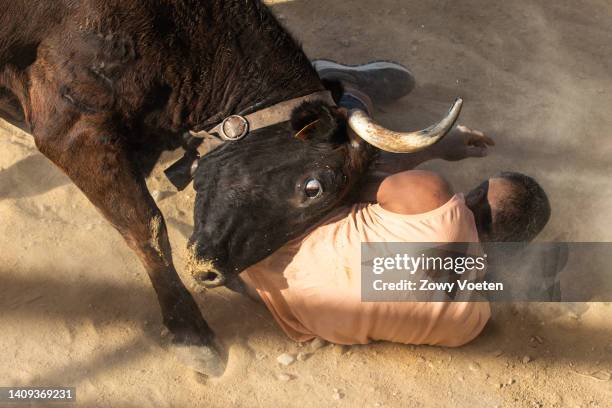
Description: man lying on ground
239,61,551,347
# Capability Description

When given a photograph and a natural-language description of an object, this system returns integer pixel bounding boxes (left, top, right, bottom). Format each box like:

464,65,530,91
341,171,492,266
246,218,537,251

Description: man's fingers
472,129,486,137
456,125,495,146
466,145,489,157
481,134,495,146
467,133,495,147
453,125,494,159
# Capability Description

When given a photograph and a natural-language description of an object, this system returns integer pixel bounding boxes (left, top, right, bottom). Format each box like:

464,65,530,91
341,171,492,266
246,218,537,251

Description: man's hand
432,125,495,162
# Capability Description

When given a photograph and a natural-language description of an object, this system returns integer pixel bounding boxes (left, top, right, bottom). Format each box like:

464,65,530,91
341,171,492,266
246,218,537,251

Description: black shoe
312,59,415,104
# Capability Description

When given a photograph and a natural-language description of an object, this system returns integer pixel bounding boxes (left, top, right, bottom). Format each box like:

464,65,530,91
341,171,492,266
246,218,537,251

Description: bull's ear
290,101,345,143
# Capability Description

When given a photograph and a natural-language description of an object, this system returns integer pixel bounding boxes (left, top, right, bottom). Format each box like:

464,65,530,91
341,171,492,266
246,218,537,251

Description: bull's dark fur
0,0,375,373
1,0,323,146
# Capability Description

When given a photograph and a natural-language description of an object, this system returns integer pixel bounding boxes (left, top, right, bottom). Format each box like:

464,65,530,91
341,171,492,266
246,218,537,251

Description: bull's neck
175,0,325,131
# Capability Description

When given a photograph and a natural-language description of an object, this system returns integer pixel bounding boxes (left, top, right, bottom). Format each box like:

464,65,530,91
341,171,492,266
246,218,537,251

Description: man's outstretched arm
375,125,495,174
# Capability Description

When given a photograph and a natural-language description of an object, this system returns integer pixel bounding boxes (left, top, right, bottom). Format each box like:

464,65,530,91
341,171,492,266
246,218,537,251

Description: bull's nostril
193,269,226,288
200,271,220,282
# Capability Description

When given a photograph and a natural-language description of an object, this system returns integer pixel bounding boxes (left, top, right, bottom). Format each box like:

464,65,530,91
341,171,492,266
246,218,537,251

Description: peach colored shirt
241,194,491,346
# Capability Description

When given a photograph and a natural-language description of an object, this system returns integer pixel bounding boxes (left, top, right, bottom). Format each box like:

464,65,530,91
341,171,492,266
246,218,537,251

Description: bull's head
181,96,462,288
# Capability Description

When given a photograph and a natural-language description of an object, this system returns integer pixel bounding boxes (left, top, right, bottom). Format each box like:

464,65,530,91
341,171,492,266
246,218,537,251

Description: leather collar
164,90,336,190
189,90,335,149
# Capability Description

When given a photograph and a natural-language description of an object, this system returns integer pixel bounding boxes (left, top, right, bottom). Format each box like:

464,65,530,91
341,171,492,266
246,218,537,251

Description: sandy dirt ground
1,0,611,407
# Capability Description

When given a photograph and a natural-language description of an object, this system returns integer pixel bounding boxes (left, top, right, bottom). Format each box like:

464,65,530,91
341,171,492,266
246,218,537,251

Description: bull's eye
304,178,323,199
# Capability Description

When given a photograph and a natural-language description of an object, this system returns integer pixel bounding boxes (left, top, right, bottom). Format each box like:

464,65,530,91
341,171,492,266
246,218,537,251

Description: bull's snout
186,243,227,288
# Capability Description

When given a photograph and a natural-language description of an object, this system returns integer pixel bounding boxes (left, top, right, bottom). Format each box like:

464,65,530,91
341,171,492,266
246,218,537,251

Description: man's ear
466,182,492,234
466,182,489,208
290,101,345,143
472,185,488,204
164,150,199,191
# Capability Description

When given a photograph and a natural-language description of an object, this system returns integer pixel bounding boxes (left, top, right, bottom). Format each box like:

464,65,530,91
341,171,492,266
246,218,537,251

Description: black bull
0,0,458,375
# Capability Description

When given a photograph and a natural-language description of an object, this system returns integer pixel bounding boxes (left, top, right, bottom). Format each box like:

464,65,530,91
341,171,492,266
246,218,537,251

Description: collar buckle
218,115,249,141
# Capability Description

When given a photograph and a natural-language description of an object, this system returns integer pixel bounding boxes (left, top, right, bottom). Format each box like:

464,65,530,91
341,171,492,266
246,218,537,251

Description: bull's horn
348,98,463,153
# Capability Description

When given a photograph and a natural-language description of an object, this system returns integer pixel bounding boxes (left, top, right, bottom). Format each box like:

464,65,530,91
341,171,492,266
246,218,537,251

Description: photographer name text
372,279,503,292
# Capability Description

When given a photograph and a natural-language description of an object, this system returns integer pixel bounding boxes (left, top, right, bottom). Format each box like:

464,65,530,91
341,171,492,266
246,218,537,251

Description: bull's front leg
33,114,225,376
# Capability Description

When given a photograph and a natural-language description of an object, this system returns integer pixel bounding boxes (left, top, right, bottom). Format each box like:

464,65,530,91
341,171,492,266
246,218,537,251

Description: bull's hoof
170,340,227,377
